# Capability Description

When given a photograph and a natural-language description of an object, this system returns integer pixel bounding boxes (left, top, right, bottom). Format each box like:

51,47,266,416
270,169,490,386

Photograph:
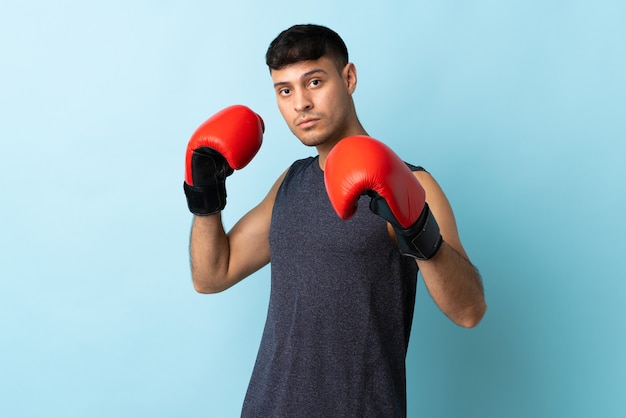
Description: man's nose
294,90,313,112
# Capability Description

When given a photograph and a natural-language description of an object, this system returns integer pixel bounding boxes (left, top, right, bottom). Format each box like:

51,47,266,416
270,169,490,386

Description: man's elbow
194,283,221,294
192,274,228,294
457,301,487,328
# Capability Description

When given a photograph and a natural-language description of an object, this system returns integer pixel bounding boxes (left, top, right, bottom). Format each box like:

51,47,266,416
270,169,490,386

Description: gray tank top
242,156,420,417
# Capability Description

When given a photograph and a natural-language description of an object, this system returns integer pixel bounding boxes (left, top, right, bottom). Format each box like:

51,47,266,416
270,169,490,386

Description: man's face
271,56,355,148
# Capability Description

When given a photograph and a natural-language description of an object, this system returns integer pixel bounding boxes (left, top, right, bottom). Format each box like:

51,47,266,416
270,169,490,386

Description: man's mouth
297,117,319,129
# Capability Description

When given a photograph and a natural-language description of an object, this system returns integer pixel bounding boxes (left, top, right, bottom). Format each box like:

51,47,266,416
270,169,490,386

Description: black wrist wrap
184,147,232,216
393,203,443,260
368,193,443,260
184,181,227,216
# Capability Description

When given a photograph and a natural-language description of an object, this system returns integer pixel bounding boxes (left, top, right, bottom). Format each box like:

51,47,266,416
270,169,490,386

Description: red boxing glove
324,135,442,260
184,105,264,215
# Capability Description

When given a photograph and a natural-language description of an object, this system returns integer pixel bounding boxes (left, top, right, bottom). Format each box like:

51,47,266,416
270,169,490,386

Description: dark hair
266,24,349,72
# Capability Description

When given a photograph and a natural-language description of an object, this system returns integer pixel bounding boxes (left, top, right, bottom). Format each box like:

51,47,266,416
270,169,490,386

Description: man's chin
296,132,325,147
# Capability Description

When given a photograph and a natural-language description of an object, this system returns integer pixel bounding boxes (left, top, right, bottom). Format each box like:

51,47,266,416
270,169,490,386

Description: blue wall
2,1,624,417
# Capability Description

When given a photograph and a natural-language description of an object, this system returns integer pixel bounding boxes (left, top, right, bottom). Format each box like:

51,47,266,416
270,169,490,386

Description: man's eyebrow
273,68,327,88
302,68,327,78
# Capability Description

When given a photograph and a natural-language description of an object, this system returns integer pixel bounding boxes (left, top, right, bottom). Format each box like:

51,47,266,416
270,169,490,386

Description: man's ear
343,62,357,94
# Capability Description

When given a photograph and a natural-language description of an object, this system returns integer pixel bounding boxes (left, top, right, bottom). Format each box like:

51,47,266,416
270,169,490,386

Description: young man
184,24,486,417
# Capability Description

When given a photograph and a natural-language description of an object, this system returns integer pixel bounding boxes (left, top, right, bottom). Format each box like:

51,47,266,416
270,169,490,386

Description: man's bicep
226,207,271,282
226,169,287,282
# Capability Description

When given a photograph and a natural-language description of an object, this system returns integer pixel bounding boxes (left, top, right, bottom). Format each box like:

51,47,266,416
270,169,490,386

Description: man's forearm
189,214,231,293
417,242,486,328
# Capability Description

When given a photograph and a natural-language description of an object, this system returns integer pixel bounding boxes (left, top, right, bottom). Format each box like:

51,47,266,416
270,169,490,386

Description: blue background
2,1,624,417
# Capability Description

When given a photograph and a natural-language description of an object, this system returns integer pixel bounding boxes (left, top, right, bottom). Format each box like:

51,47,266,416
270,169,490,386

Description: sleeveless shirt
241,156,420,417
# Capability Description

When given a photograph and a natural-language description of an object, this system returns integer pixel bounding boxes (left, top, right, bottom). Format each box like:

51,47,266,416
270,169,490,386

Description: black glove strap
369,193,443,260
184,181,227,216
393,203,443,260
185,147,232,215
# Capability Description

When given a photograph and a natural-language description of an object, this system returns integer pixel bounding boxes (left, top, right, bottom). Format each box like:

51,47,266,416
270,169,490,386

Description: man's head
266,24,366,156
266,24,349,74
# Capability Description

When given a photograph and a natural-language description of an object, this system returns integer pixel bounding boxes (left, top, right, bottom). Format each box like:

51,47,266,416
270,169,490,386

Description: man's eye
310,79,321,87
279,88,291,96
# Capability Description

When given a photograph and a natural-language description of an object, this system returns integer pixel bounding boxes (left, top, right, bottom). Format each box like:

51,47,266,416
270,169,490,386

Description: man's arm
323,136,486,328
190,170,286,293
412,170,486,328
183,105,271,293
